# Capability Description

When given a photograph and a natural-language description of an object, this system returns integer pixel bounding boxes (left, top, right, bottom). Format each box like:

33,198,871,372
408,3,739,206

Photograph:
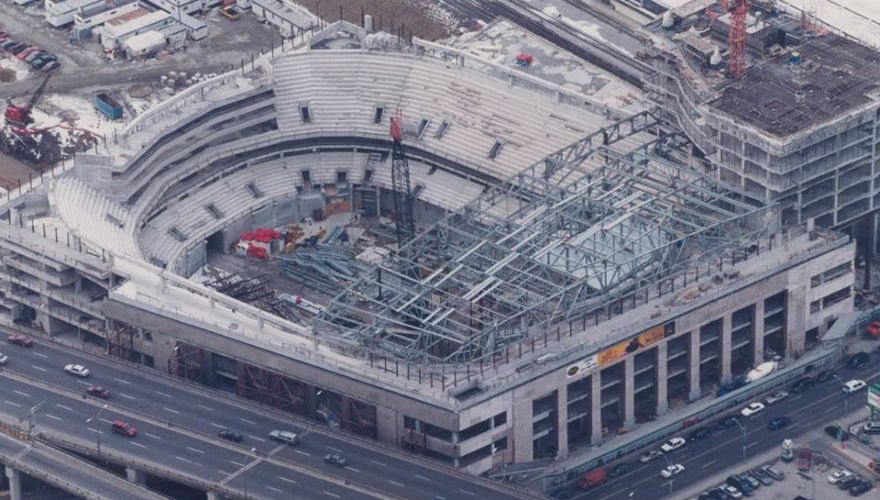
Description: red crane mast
726,0,750,79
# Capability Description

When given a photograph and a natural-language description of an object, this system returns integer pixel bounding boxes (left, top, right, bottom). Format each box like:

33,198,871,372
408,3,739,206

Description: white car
764,390,788,405
722,485,743,499
64,364,90,377
660,464,685,478
0,352,7,365
660,437,686,453
843,379,866,393
640,449,662,463
740,402,765,417
828,469,854,484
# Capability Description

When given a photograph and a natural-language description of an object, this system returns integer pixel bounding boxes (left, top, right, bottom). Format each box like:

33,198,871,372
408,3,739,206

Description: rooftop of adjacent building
709,33,880,137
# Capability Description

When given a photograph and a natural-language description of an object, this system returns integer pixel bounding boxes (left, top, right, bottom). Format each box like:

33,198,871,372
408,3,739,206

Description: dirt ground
0,153,39,191
305,0,458,40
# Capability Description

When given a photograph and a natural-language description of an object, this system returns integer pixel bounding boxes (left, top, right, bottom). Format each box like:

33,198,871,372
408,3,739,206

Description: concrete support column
753,300,765,362
375,406,398,446
720,315,732,384
125,467,145,485
688,331,701,400
302,384,317,419
786,286,807,359
590,373,603,445
206,493,223,500
623,357,635,428
556,385,569,459
5,465,21,500
656,344,668,415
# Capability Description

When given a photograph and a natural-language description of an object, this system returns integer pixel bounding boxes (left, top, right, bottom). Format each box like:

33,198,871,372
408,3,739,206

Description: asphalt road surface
573,359,880,500
0,336,522,500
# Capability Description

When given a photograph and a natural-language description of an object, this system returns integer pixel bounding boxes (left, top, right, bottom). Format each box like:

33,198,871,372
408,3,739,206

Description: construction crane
389,109,417,248
723,0,750,79
4,74,52,129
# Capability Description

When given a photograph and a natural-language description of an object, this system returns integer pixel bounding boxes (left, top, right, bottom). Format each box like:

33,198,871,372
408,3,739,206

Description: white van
269,430,300,445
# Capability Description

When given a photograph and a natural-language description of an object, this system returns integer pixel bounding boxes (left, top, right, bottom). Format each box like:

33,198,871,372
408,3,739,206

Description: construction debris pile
202,271,289,319
280,245,363,295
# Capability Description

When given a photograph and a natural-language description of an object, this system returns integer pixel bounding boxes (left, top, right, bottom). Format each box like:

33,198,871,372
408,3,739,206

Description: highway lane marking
370,459,387,467
210,422,225,429
345,466,360,473
145,433,161,440
197,404,214,411
56,404,72,411
322,492,340,499
389,480,405,487
186,446,206,454
415,474,431,481
176,456,193,464
13,390,30,397
278,476,297,485
156,391,172,398
114,378,131,385
267,486,284,493
293,450,311,457
163,407,180,415
30,365,47,372
130,442,146,449
120,393,136,400
75,380,91,386
458,489,477,497
248,435,266,442
4,400,21,407
87,428,102,434
218,470,231,477
99,418,113,424
326,446,343,452
230,460,247,467
825,406,836,413
240,417,257,425
702,460,716,469
44,413,61,421
33,352,48,359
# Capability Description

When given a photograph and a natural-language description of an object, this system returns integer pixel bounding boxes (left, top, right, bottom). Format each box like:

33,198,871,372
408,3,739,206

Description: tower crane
389,109,417,248
721,0,750,79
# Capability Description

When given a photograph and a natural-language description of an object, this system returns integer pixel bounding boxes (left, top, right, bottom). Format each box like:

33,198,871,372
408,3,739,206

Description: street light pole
732,417,748,460
659,450,674,497
237,447,258,499
832,374,850,423
85,404,109,454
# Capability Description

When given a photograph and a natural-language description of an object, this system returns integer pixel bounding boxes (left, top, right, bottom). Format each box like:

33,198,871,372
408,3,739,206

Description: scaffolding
167,342,204,383
107,322,134,361
236,364,308,415
317,111,775,365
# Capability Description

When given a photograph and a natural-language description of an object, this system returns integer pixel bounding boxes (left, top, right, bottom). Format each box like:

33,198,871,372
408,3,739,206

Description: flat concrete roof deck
709,34,880,138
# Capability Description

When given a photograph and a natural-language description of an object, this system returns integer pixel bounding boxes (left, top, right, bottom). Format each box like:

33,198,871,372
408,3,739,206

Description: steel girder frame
317,114,774,366
236,364,307,415
107,323,135,361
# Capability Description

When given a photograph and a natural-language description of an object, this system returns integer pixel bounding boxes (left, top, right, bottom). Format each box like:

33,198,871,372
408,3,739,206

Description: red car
7,334,34,347
86,385,111,399
111,421,137,437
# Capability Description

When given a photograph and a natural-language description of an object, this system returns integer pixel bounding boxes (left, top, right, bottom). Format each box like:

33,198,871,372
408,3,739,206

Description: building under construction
0,20,857,478
645,1,880,258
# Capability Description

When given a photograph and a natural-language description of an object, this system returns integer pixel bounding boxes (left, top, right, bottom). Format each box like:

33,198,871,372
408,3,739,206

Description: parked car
268,430,300,445
825,425,849,441
750,468,773,486
7,334,34,347
816,370,837,383
715,416,739,431
323,453,347,467
640,449,662,463
740,402,765,417
767,416,792,430
844,379,867,393
85,385,110,399
761,465,784,481
660,437,686,453
829,469,855,485
688,427,713,442
862,421,880,434
64,364,90,377
111,420,137,437
764,390,788,405
847,351,870,370
742,473,761,490
218,428,243,442
849,479,874,496
721,485,742,499
660,464,685,478
837,475,862,490
608,462,633,478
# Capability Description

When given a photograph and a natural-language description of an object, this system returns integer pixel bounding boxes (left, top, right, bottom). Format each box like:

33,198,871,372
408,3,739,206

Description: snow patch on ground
0,55,30,82
779,0,880,48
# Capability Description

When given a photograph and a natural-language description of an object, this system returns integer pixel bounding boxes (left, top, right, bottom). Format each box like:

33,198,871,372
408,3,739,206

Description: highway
0,431,166,500
0,337,524,500
572,359,880,500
